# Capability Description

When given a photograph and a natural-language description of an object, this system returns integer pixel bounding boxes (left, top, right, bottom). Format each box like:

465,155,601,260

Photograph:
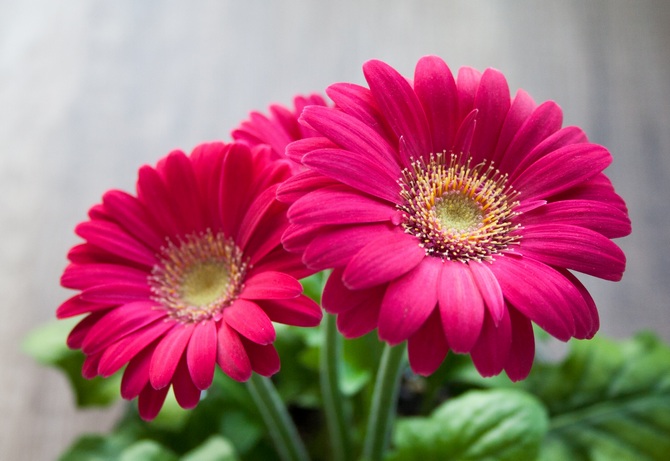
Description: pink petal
243,339,281,377
456,67,482,121
519,223,626,281
162,151,205,233
81,301,164,355
322,268,387,315
407,308,449,376
325,82,395,141
511,125,588,177
288,185,396,226
257,295,322,327
66,311,107,348
281,223,323,253
149,323,195,389
81,352,102,379
217,322,252,381
240,271,302,300
438,261,485,353
342,230,425,290
121,342,156,399
301,105,402,173
489,255,575,341
172,357,201,409
559,270,599,339
237,185,282,251
497,101,562,174
521,200,631,239
138,383,169,421
136,164,182,239
504,306,535,381
414,56,459,153
452,109,478,154
61,263,147,290
75,220,156,268
285,137,337,164
336,297,382,339
551,173,628,213
187,320,217,390
468,261,505,325
303,148,401,203
57,295,109,319
513,143,612,202
244,198,288,266
470,308,512,377
489,89,536,165
378,257,441,345
80,282,152,304
219,143,254,239
224,299,276,345
277,168,338,204
303,223,390,270
98,319,173,377
469,68,511,165
363,59,432,165
102,190,164,251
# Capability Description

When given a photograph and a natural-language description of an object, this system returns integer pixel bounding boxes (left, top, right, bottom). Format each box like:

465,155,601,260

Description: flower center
398,152,520,262
149,230,248,322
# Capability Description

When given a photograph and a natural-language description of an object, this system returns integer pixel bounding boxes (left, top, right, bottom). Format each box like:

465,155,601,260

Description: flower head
281,56,630,380
58,142,321,420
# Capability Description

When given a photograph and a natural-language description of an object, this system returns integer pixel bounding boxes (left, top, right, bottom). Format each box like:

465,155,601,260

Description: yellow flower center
398,152,520,262
150,230,248,322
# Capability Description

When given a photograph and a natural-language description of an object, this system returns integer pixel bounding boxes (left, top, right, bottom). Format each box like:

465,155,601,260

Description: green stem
247,373,310,461
361,343,406,461
320,313,352,461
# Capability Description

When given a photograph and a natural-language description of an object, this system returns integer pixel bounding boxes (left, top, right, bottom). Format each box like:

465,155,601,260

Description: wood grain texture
1,1,668,459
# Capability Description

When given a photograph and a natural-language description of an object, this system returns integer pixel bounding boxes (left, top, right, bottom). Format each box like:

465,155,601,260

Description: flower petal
438,261,485,353
217,322,252,382
322,268,387,315
378,257,441,345
75,220,155,268
489,255,575,341
187,320,217,390
172,356,201,409
504,306,535,381
243,339,281,377
121,342,156,400
407,308,449,376
149,323,195,389
519,223,626,281
414,55,459,153
257,296,322,327
343,230,425,290
138,383,170,421
240,271,302,300
224,299,276,345
61,263,147,290
288,185,395,226
469,68,511,165
303,223,391,270
468,261,505,325
364,59,433,165
470,308,512,377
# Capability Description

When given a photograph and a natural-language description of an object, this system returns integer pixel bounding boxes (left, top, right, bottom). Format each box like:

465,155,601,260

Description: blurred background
1,1,668,459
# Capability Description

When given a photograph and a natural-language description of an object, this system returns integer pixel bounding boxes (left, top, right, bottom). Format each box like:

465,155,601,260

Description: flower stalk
320,313,352,461
362,343,406,461
247,373,310,461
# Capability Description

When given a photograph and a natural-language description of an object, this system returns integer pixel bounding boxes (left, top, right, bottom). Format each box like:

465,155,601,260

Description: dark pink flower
280,56,630,380
232,94,328,170
58,142,321,420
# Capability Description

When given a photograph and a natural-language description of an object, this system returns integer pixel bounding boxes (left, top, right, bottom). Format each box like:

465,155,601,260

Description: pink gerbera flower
280,56,631,380
57,142,321,420
232,94,328,169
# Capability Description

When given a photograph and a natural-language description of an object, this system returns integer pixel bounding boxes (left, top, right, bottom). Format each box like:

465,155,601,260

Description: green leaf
119,440,178,461
58,433,133,461
23,319,121,407
524,333,670,461
388,388,549,461
182,435,240,461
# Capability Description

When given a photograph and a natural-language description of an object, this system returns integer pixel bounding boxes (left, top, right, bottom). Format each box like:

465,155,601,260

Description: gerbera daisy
57,142,321,420
280,56,630,380
232,93,328,170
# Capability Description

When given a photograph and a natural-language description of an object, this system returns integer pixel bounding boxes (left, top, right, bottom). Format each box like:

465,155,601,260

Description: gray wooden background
2,1,669,459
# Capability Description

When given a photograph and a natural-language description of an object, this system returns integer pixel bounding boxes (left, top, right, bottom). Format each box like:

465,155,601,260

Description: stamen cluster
398,152,520,262
150,229,248,322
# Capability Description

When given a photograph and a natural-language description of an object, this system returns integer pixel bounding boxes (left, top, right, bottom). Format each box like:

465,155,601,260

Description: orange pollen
397,152,521,262
149,229,248,322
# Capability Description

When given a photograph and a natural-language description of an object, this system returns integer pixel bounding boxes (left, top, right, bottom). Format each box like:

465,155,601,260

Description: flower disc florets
398,152,520,262
150,229,249,323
